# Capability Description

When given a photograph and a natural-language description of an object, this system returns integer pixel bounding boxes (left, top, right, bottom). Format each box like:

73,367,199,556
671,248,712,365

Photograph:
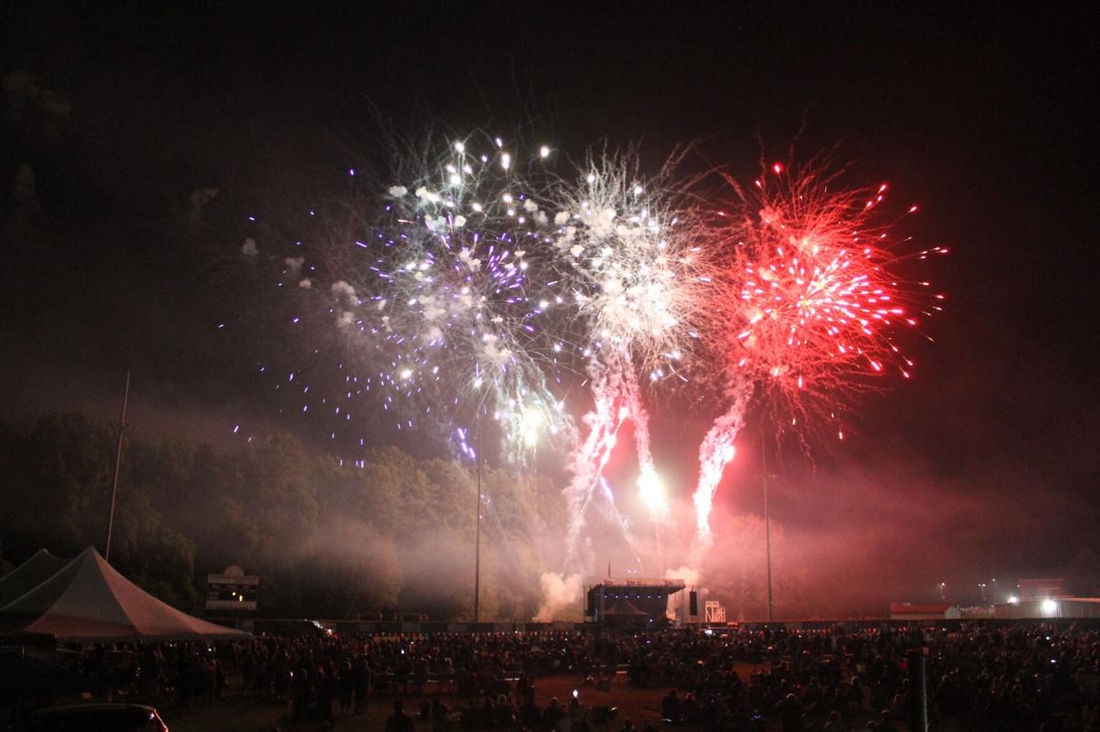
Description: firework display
369,137,575,462
281,135,578,463
547,152,716,564
691,162,946,550
255,134,943,582
550,152,712,380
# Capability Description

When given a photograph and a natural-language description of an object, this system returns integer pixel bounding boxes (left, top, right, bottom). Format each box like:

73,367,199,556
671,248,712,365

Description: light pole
104,370,131,563
474,416,483,623
762,431,774,622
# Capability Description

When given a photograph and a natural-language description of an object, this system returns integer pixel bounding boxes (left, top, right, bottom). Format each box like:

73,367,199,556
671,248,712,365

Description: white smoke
665,565,701,587
533,571,584,622
458,247,482,272
664,566,702,621
241,238,258,257
285,256,305,279
331,282,360,330
189,187,218,208
331,280,358,306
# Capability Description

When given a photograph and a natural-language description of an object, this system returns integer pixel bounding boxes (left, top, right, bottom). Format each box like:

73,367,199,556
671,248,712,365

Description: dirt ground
531,670,684,729
163,664,777,731
10,661,907,730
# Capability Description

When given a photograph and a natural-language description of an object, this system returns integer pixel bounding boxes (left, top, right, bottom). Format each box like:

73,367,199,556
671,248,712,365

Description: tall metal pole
907,648,929,731
763,432,774,622
104,370,131,562
473,416,482,623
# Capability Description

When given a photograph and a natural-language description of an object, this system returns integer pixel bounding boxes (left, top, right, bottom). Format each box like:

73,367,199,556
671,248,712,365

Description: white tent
0,548,67,608
0,547,249,642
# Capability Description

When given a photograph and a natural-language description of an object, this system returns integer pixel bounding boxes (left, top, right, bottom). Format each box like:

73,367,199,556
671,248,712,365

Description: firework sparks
550,151,715,568
691,160,946,550
551,151,712,380
560,360,646,569
243,135,945,588
267,133,580,462
366,135,579,460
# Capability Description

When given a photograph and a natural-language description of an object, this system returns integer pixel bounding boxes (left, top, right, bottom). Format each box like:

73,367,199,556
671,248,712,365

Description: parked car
9,702,168,731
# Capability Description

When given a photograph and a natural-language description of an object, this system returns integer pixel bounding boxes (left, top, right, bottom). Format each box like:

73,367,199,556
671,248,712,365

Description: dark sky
3,3,1098,608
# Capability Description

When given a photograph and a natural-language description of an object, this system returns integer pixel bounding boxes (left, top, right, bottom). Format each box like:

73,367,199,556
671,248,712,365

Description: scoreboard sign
206,569,259,611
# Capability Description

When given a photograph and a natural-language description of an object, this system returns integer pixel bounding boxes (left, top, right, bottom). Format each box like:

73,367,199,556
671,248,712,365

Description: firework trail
559,355,647,569
549,151,715,569
692,385,752,549
596,476,645,557
691,161,946,553
535,359,652,620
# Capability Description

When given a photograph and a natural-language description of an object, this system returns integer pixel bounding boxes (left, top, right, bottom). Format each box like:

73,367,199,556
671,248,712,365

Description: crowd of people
12,621,1100,730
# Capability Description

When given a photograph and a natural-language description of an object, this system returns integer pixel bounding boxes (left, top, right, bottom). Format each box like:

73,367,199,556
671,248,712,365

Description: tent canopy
0,549,67,608
0,547,249,643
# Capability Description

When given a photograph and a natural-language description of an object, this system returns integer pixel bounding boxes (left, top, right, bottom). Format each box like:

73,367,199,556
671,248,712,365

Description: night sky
3,3,1098,610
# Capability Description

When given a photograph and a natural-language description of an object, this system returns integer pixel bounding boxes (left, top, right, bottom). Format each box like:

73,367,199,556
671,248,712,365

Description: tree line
0,412,569,621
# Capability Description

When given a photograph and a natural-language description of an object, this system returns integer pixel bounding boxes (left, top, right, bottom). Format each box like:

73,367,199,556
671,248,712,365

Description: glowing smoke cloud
692,162,946,553
534,570,584,622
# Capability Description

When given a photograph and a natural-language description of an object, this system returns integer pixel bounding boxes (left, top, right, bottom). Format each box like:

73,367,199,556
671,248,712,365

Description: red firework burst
710,161,947,432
